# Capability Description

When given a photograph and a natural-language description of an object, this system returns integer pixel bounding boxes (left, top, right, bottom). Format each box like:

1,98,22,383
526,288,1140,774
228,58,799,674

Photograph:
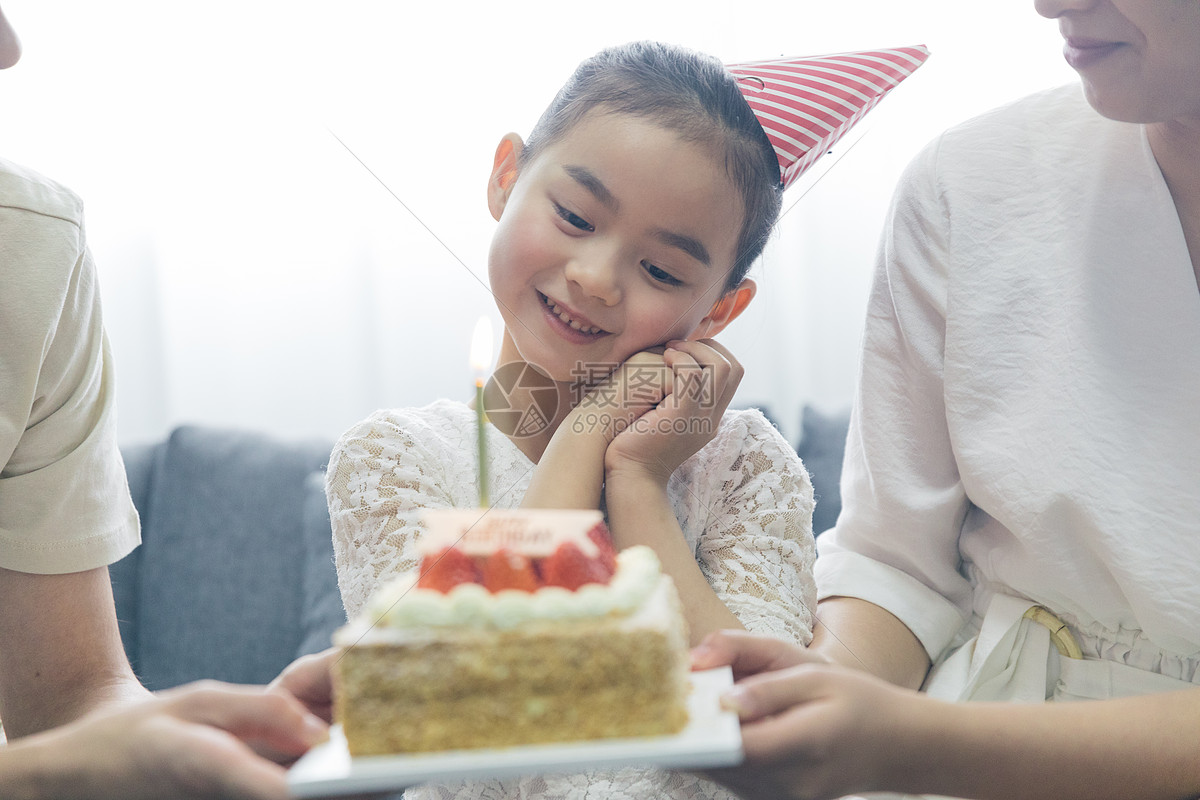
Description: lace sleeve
675,410,817,645
325,409,455,618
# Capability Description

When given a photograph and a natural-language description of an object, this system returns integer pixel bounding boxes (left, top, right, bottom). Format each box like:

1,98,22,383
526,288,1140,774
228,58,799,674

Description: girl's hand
605,338,742,485
594,350,745,643
522,350,670,511
694,631,932,800
569,348,672,444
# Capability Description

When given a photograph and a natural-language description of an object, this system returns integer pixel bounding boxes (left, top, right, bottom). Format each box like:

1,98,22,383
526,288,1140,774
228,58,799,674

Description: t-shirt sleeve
0,206,140,574
684,409,817,645
815,138,973,660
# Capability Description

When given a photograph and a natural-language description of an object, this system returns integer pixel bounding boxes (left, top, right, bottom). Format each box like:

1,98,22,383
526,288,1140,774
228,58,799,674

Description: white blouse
817,84,1200,681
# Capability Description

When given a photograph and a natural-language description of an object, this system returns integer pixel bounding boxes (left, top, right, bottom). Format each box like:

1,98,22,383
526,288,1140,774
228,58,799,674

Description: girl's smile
537,291,609,341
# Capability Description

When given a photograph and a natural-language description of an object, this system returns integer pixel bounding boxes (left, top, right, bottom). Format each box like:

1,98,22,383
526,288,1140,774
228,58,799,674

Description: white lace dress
326,399,817,800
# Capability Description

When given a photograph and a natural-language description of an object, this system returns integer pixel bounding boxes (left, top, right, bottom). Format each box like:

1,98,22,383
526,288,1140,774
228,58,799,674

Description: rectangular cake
332,508,690,755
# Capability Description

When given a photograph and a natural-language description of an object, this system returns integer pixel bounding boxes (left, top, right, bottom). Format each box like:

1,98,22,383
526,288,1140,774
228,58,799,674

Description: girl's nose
565,254,622,306
1034,0,1096,19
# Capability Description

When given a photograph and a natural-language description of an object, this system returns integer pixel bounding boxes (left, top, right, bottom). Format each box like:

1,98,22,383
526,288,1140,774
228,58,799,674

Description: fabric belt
923,593,1193,704
848,595,1193,800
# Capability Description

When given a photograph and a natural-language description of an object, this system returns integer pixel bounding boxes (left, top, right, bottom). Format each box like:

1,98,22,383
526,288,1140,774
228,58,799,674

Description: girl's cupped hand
604,338,742,486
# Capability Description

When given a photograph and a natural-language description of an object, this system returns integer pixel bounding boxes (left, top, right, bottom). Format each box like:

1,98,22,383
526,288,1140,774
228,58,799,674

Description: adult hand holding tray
288,667,742,798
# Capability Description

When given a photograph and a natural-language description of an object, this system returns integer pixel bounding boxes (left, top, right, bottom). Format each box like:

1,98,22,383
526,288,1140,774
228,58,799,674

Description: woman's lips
1062,37,1125,70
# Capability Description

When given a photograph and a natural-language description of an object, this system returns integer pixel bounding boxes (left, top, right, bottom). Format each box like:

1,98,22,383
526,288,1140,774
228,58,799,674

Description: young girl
326,40,918,800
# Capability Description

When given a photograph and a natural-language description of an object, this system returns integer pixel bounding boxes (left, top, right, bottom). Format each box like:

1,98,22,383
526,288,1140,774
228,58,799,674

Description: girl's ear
691,278,757,339
488,133,525,221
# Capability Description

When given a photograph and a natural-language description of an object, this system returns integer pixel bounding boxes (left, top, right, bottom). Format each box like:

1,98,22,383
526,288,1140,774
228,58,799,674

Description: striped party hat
728,45,930,190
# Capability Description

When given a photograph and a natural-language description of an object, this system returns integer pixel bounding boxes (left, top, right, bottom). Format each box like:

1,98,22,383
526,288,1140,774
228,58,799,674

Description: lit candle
469,317,494,508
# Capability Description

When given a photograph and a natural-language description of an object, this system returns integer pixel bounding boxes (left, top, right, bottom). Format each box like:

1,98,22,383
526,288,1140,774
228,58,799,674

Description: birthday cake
331,508,691,755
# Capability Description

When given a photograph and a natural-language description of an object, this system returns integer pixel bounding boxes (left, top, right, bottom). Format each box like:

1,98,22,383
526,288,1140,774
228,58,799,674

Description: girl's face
1035,0,1200,123
486,112,747,383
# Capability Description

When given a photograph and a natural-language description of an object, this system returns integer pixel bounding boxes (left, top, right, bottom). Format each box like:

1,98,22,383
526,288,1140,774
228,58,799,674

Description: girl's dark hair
520,41,783,291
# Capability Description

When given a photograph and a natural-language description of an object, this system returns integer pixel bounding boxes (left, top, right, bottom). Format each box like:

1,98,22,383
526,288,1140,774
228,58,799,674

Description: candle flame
470,317,494,373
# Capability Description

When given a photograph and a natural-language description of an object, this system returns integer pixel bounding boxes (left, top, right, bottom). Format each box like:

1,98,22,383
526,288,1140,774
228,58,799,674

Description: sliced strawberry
417,546,478,593
586,522,618,576
542,541,613,590
482,548,540,593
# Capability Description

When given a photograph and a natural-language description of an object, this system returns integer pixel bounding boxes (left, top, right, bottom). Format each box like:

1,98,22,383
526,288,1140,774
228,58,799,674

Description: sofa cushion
796,405,851,535
299,469,347,656
129,425,335,689
110,439,161,672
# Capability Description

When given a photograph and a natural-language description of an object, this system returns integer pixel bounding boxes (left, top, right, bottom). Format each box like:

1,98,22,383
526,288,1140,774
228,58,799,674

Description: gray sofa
794,404,850,537
113,426,344,690
112,406,848,690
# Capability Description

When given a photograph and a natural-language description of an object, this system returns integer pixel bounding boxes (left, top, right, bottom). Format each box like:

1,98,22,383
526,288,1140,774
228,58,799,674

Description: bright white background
1,1,1076,447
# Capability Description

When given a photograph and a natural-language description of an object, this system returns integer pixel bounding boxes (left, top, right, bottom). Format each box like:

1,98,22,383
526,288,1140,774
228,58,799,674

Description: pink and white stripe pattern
728,45,931,190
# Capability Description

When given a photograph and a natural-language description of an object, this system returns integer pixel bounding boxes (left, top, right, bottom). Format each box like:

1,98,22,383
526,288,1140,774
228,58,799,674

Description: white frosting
353,545,661,633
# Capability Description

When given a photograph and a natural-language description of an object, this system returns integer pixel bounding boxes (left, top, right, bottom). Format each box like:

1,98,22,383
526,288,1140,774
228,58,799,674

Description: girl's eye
554,204,594,232
643,262,682,286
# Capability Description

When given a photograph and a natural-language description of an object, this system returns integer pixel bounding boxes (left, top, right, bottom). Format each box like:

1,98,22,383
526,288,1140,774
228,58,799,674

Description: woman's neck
1148,118,1200,289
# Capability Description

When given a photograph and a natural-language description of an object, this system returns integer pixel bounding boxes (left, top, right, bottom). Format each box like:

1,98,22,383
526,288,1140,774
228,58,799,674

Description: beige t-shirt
0,157,139,574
